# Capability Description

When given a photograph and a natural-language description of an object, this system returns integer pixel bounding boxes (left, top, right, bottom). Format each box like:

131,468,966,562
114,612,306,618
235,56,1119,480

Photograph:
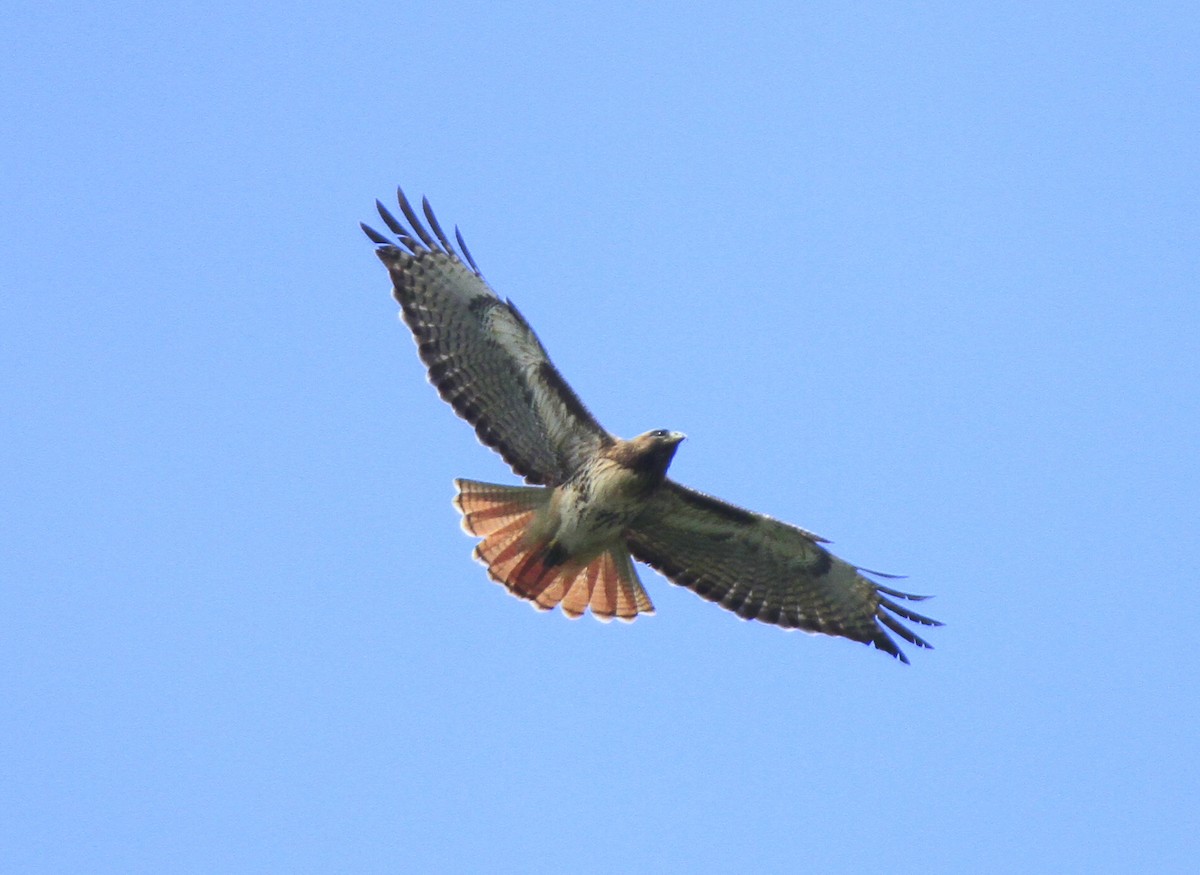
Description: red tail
453,479,654,622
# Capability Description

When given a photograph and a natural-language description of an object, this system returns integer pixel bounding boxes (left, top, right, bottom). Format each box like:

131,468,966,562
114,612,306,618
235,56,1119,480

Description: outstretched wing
363,189,612,486
625,481,942,662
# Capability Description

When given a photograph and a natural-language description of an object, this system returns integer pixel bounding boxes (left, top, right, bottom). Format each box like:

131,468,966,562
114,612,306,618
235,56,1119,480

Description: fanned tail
453,479,654,622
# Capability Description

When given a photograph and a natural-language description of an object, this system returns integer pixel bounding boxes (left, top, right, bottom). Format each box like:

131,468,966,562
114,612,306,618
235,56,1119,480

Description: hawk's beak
668,431,686,444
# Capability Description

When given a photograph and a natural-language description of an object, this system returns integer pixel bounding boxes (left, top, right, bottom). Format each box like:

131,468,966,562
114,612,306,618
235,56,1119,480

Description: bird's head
622,429,686,479
640,428,687,447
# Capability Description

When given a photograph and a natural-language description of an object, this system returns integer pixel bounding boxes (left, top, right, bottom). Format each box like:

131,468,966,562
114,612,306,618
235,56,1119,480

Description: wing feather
365,189,611,485
396,187,440,252
454,226,481,273
421,196,460,257
626,481,942,662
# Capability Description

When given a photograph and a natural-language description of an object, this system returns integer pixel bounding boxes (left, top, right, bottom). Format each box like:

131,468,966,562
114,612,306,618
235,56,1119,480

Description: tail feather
611,548,654,619
478,518,538,583
522,555,577,612
559,558,602,619
454,480,545,537
453,479,654,622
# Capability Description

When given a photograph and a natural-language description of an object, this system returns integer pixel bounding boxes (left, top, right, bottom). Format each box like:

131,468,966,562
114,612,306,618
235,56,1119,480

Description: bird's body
363,189,942,661
535,433,684,563
454,430,684,621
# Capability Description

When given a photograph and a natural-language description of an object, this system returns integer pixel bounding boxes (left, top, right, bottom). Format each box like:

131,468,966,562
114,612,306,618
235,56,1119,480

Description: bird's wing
363,189,612,486
625,481,942,662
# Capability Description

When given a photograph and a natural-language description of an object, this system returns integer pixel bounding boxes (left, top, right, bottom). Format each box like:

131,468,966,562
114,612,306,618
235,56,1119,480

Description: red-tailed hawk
363,189,942,662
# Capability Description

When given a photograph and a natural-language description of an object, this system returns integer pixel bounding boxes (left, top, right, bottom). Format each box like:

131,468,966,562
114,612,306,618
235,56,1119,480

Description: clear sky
3,2,1197,872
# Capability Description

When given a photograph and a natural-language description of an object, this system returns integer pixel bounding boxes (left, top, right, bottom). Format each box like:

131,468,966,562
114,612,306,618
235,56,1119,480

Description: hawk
363,189,942,662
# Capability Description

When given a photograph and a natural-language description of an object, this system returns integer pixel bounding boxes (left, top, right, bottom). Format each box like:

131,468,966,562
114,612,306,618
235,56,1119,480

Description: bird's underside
363,187,942,663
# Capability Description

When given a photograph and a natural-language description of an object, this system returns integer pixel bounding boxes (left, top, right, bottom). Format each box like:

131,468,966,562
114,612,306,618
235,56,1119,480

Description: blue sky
3,1,1197,872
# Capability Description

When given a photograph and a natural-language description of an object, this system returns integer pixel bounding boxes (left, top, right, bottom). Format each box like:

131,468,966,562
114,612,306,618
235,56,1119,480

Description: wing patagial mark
534,361,606,444
667,487,760,527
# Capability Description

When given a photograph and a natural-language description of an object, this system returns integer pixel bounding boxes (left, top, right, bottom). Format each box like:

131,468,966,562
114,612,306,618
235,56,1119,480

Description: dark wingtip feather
878,595,943,628
867,578,942,662
361,223,391,245
375,200,409,236
396,187,439,251
880,612,935,651
422,196,458,257
871,634,911,665
875,582,934,601
861,567,907,580
366,189,482,275
455,226,481,274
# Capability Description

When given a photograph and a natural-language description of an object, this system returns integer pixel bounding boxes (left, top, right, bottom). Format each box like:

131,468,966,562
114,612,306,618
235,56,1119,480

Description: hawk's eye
650,429,669,438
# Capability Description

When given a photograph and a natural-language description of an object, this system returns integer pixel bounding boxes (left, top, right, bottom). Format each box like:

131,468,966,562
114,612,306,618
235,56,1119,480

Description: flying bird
363,189,941,662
